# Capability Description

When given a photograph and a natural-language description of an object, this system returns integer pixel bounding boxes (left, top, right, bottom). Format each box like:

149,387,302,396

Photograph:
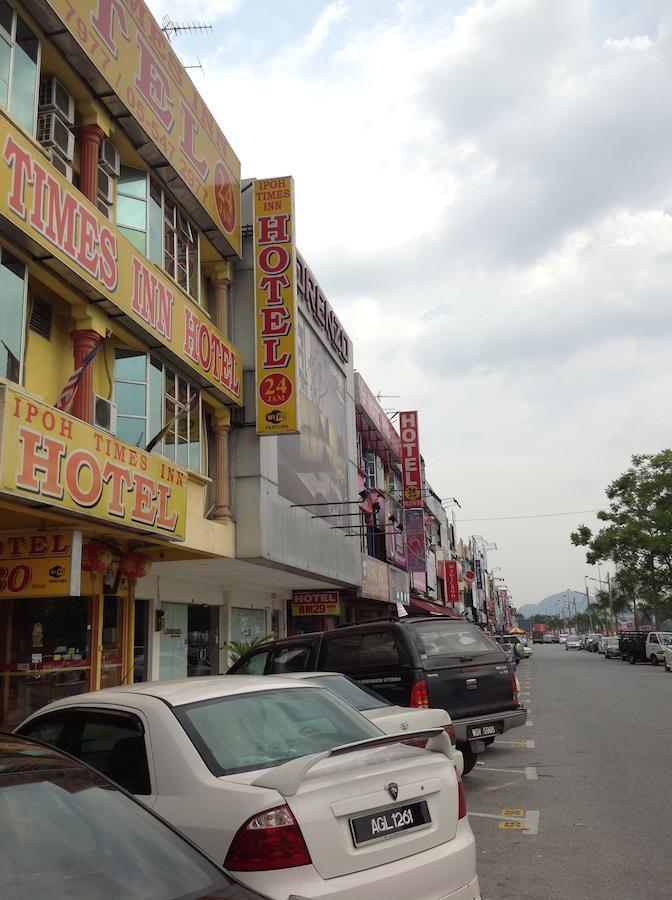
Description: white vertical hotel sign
253,177,300,435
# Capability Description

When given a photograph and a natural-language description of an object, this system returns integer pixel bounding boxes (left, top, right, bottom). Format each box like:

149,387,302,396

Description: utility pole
606,572,615,632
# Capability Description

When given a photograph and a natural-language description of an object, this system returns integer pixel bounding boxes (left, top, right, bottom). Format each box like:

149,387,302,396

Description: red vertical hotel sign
444,560,460,603
399,411,422,508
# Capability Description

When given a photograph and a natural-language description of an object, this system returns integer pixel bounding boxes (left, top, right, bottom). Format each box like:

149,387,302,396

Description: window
175,687,381,776
0,2,39,134
410,621,496,658
234,651,270,675
322,632,402,670
114,349,203,472
269,646,311,674
116,165,147,253
69,712,151,795
649,634,659,644
0,245,26,382
114,173,200,302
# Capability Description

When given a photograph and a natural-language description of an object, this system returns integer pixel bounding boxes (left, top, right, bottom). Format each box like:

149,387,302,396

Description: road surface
466,643,672,900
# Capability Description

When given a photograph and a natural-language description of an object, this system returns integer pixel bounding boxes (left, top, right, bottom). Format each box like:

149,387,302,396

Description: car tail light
224,805,311,871
444,723,456,744
509,666,519,705
457,775,467,819
410,679,429,708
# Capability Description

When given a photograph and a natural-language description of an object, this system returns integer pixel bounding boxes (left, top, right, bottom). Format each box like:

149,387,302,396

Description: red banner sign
444,560,460,603
399,411,422,508
405,508,426,573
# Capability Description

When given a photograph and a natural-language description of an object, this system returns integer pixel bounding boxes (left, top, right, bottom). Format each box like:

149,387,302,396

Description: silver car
565,635,582,650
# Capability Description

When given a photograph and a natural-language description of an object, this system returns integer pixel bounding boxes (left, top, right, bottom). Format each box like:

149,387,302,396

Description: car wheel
650,655,659,666
629,654,637,665
483,737,496,746
665,663,670,672
460,746,478,775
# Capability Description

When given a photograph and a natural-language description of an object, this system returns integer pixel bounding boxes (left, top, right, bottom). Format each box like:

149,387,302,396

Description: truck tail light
410,679,429,708
225,805,311,871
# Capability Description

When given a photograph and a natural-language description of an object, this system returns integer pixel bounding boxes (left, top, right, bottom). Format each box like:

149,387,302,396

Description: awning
410,597,461,617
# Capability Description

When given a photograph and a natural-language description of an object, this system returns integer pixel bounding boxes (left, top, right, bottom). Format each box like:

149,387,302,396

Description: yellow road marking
499,821,525,830
500,808,525,818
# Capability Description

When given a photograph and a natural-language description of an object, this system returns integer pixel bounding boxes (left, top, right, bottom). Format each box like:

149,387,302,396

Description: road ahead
466,644,672,900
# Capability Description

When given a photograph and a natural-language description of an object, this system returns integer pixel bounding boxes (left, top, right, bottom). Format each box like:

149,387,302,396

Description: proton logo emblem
386,782,399,801
400,721,409,731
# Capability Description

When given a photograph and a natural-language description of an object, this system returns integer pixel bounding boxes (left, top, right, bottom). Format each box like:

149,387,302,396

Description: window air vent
29,297,52,340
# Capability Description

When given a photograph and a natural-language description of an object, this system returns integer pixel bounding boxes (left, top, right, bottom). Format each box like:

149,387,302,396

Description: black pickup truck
618,631,648,664
230,616,527,773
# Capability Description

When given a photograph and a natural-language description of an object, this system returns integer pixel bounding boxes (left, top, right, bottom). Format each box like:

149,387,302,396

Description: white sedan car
17,677,480,900
278,671,464,776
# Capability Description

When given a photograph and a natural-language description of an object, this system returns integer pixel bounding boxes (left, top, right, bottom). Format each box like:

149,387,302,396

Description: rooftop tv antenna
161,17,213,42
375,392,400,418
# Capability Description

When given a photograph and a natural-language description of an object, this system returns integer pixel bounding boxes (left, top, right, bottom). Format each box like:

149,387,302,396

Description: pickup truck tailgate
407,620,516,719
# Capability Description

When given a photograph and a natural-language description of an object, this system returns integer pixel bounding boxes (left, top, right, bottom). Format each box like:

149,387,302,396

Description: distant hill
517,591,588,620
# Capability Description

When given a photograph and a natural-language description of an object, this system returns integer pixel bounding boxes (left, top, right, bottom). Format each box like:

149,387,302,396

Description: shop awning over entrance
410,597,461,617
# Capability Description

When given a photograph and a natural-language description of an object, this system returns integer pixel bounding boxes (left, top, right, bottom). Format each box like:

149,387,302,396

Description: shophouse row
0,0,513,732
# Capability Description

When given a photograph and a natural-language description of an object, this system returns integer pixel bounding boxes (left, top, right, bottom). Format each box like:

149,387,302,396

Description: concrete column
212,409,232,522
78,124,104,205
69,328,101,423
208,261,232,337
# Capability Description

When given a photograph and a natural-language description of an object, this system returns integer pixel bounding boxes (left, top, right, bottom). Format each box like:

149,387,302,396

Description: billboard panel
44,0,241,254
399,411,422,508
254,177,299,434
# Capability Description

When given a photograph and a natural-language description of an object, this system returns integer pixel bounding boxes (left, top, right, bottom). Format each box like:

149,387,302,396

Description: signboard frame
0,529,81,598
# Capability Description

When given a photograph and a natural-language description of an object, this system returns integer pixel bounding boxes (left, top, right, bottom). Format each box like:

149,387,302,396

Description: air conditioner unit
93,395,117,434
48,149,73,182
37,112,74,162
39,76,74,125
99,137,120,177
97,167,114,204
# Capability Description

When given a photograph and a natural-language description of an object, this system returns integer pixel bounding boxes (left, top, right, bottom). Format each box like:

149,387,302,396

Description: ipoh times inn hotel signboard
253,177,300,435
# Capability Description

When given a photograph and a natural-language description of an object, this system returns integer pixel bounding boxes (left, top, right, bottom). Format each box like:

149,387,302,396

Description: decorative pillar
69,328,101,423
212,409,232,522
78,124,104,204
208,261,232,338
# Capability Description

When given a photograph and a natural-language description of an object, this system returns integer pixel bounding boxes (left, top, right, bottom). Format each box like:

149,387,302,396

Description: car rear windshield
409,621,497,658
308,674,391,710
174,687,383,776
0,769,240,899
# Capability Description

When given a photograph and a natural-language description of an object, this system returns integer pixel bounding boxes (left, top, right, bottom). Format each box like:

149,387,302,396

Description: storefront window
0,2,39,135
159,603,220,680
0,246,26,382
0,595,91,732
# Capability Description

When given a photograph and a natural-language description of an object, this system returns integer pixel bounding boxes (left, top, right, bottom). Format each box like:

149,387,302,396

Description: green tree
571,451,672,626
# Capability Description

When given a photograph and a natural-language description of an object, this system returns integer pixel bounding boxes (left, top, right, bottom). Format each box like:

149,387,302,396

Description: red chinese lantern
81,540,112,573
119,551,151,580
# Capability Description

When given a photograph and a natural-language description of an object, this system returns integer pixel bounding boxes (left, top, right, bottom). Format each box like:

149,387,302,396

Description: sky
148,0,672,608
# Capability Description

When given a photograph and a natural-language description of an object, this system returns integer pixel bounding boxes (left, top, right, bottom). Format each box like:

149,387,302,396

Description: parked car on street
490,635,519,669
565,635,582,650
604,637,621,659
230,617,526,776
505,634,533,658
644,632,672,666
271,671,464,775
542,633,554,644
0,732,265,900
662,642,672,672
559,635,567,644
619,631,649,664
16,677,480,900
584,634,602,652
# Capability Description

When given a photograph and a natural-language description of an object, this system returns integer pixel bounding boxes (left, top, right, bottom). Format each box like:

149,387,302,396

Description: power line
458,508,601,523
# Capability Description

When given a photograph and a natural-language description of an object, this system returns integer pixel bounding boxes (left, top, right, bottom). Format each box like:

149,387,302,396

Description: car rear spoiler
252,728,450,797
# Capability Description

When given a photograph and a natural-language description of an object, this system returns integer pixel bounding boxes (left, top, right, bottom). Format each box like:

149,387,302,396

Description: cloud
146,0,672,604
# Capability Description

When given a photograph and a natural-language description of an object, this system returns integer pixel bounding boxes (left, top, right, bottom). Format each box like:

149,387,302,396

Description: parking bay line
469,810,540,835
476,765,538,780
495,739,535,749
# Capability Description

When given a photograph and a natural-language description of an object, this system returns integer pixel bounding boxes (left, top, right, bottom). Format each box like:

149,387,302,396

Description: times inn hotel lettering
0,0,247,730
